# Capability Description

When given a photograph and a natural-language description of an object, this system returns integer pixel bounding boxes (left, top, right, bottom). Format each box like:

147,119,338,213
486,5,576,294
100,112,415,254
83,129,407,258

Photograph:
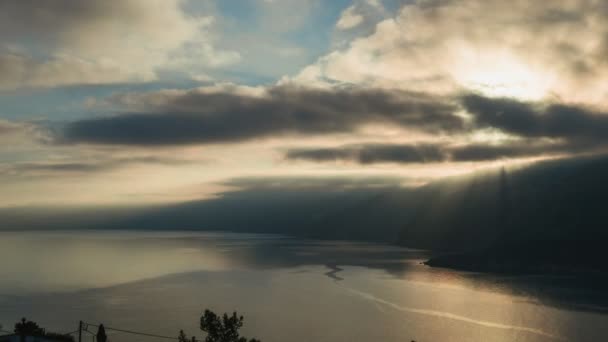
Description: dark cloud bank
62,87,461,145
285,141,577,164
463,94,608,142
285,94,608,164
58,86,608,163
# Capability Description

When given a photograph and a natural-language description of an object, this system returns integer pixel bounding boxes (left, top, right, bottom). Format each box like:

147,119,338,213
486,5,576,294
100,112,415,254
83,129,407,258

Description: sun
451,49,553,101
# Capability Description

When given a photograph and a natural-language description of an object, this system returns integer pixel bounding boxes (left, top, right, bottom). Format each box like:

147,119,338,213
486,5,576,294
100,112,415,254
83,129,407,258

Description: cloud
0,119,48,145
1,156,194,177
464,95,608,142
336,6,365,30
0,119,24,135
336,0,387,31
60,85,463,146
448,141,584,162
287,144,446,164
58,81,608,164
0,52,140,90
285,139,599,165
294,0,608,106
0,0,237,90
285,142,578,165
222,175,408,191
280,89,608,165
55,77,608,166
5,162,115,175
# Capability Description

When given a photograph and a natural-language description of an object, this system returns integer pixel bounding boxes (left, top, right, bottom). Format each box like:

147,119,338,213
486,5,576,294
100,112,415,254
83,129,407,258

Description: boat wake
344,286,565,341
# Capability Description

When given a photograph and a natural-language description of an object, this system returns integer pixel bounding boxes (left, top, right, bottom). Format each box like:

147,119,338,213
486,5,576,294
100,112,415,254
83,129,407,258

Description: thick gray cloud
287,144,446,164
285,139,600,164
448,141,590,162
448,144,549,162
464,95,608,142
61,86,463,145
59,84,608,164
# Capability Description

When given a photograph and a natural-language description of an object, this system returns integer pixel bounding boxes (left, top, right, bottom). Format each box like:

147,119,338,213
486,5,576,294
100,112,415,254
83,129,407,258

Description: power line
83,322,179,340
2,321,180,341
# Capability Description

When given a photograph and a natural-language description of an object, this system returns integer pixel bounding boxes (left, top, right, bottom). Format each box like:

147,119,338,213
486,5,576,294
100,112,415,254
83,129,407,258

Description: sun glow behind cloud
450,49,553,101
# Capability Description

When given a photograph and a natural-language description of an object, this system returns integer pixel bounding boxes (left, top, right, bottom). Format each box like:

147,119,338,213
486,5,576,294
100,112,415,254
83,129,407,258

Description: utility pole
78,321,83,342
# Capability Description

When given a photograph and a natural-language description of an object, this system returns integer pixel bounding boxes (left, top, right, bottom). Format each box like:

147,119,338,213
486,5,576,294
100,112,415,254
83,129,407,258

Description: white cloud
336,6,365,30
294,0,608,107
0,0,240,90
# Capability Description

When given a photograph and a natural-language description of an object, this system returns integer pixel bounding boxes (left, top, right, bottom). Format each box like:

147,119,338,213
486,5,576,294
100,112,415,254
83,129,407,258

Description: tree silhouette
178,330,189,342
14,318,44,342
12,318,73,342
96,324,107,342
199,309,260,342
14,318,44,336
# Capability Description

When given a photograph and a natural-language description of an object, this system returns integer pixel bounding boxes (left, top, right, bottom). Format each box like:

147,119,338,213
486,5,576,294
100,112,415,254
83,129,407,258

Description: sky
1,0,608,207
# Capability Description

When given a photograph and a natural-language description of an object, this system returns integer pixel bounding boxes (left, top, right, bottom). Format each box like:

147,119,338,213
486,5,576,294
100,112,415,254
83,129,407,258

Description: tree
178,328,199,342
199,309,260,342
96,324,107,342
14,318,44,342
14,318,44,336
13,318,73,342
178,330,189,342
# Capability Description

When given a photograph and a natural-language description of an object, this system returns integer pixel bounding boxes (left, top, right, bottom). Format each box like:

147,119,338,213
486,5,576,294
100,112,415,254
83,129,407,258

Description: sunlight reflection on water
0,231,606,342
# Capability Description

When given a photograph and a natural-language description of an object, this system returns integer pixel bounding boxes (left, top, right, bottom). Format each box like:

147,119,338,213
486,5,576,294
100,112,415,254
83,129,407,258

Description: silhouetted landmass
425,239,608,274
2,155,608,275
413,155,608,275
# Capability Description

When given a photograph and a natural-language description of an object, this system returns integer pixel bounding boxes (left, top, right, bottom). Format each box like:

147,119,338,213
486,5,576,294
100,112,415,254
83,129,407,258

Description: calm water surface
0,231,606,342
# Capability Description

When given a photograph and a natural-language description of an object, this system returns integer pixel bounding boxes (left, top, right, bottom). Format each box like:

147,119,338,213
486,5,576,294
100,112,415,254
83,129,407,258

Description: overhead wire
82,322,179,340
2,321,181,341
